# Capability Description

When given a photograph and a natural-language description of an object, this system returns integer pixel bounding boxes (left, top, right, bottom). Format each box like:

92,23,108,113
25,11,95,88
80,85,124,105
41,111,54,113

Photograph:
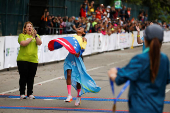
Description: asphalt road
0,43,170,113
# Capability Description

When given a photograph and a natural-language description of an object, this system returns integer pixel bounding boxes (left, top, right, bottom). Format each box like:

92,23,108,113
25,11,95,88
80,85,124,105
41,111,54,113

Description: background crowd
39,0,170,35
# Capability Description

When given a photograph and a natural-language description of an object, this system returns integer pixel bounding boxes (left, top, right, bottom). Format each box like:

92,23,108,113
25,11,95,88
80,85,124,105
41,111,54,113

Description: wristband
35,35,38,38
137,35,140,37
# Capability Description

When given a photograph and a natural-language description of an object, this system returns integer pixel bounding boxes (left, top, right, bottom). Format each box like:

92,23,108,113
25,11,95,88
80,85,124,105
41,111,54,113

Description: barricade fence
0,31,170,70
34,27,64,35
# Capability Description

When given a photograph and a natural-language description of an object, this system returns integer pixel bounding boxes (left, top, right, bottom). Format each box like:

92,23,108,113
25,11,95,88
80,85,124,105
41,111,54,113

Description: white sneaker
64,95,72,102
28,95,35,99
20,95,27,99
75,97,81,106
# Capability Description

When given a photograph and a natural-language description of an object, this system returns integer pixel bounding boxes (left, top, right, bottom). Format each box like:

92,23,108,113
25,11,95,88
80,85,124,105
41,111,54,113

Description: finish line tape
0,106,170,113
0,95,170,104
0,106,118,112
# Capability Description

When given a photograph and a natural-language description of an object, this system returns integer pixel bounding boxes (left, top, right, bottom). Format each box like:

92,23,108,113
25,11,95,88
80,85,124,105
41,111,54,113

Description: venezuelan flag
49,35,101,95
48,35,87,55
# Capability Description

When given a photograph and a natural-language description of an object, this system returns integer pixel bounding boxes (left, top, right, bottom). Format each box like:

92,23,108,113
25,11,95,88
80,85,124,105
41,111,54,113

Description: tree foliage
129,0,170,22
107,0,170,22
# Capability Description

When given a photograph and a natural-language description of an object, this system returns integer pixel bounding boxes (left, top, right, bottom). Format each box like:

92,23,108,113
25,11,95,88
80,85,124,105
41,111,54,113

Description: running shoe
20,95,27,99
75,97,81,106
64,95,72,102
28,95,35,99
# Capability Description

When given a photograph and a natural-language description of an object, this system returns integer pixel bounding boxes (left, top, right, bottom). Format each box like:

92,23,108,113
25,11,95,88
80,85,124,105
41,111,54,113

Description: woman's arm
35,35,42,45
108,55,142,85
136,26,144,44
20,38,33,47
108,68,118,81
33,30,42,45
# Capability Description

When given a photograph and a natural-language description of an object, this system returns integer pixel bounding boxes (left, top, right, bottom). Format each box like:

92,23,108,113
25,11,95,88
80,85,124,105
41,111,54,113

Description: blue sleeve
115,55,143,85
167,61,170,84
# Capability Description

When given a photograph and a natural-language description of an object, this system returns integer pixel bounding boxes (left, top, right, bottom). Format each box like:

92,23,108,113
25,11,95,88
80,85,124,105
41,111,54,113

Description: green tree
107,0,170,22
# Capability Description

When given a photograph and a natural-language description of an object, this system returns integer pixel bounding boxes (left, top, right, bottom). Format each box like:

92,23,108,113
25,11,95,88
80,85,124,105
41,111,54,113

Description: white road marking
86,66,104,71
107,59,127,66
0,76,63,94
0,59,127,94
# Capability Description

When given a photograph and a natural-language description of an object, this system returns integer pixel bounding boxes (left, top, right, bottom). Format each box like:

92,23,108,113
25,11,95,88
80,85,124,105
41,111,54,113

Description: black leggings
17,61,38,96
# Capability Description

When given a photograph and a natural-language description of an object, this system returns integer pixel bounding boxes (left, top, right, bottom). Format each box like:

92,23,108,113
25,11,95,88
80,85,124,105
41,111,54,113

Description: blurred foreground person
108,24,170,113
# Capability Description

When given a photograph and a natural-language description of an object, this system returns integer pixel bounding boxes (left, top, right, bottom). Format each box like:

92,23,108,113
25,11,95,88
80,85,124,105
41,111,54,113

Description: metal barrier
34,27,64,35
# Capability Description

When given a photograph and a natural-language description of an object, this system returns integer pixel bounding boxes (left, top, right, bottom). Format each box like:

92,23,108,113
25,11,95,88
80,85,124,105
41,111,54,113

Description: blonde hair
22,21,34,35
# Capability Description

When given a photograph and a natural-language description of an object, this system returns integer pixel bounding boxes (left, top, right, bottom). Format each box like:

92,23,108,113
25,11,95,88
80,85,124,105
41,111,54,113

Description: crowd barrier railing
0,31,170,70
34,27,64,35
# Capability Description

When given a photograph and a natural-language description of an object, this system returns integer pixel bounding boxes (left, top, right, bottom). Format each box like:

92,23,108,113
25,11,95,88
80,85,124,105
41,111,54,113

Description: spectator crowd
39,0,170,35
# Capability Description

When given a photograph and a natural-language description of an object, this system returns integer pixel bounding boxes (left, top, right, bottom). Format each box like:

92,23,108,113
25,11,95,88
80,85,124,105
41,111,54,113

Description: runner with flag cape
48,27,101,106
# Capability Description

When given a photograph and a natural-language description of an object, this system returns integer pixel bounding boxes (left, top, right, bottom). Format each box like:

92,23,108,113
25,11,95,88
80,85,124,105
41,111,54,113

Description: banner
107,34,114,51
97,34,103,53
164,31,170,42
4,36,20,68
1,31,169,69
126,33,131,48
119,33,129,49
133,31,138,47
38,36,43,63
42,35,60,63
100,34,105,52
103,35,108,52
83,33,93,56
92,33,100,53
0,37,5,70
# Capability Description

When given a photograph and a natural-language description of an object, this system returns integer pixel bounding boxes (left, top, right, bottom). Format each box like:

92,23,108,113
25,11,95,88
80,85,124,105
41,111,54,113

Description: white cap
107,6,111,8
104,12,107,14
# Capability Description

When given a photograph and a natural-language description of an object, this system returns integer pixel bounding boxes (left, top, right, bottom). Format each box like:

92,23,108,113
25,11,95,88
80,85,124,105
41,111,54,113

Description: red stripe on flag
48,38,76,54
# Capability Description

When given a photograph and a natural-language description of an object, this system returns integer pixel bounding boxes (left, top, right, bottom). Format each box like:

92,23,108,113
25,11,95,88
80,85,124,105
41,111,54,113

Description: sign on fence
0,37,5,70
0,31,169,70
4,36,20,68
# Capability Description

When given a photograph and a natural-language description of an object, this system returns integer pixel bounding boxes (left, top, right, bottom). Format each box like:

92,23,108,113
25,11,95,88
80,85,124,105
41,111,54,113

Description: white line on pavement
0,59,127,94
0,76,63,94
107,59,127,66
86,66,104,71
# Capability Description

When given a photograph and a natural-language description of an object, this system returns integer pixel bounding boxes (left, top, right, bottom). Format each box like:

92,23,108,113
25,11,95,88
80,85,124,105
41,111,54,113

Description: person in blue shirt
108,24,170,113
